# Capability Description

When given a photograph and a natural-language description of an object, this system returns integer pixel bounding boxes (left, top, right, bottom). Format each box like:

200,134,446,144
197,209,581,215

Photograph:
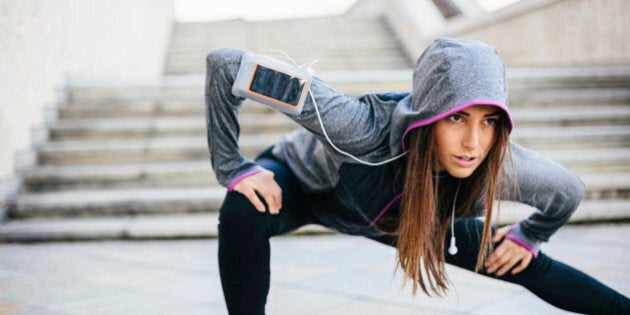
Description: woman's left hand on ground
485,226,533,276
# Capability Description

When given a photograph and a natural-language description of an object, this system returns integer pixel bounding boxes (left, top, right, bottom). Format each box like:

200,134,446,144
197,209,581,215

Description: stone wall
388,0,630,66
0,0,173,203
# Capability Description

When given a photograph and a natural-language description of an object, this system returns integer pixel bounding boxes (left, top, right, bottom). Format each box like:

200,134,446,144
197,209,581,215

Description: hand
485,225,533,276
233,169,283,215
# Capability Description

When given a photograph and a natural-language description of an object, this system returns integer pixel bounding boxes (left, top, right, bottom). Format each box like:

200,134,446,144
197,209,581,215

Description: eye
448,114,463,122
485,117,498,126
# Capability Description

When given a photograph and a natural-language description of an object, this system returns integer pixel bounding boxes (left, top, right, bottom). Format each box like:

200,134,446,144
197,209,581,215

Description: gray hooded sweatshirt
205,38,585,255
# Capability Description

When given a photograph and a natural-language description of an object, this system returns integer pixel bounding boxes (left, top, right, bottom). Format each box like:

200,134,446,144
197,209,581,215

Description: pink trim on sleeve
228,169,263,191
508,223,518,232
505,234,539,258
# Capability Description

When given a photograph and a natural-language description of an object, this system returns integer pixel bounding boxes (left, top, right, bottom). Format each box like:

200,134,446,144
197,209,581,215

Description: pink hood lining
401,100,513,152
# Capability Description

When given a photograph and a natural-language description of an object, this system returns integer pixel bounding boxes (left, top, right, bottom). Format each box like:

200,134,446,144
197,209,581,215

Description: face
433,105,501,178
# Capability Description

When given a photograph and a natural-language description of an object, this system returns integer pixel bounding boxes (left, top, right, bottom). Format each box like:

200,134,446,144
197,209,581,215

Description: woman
205,38,629,314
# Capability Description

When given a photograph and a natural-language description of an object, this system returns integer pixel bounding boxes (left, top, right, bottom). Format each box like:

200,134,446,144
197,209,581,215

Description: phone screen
249,64,306,107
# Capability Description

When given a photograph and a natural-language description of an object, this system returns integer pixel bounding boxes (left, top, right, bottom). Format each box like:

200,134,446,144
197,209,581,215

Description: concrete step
8,187,226,219
59,99,629,122
169,47,407,58
539,147,630,173
166,16,412,74
0,212,330,242
78,83,622,103
167,59,412,73
170,16,392,37
49,114,300,140
167,54,409,67
66,70,414,103
59,99,199,119
38,126,630,165
59,102,630,123
510,125,630,149
38,135,282,165
507,66,630,89
509,105,630,126
170,33,401,45
580,173,630,200
510,87,630,106
50,105,630,142
1,199,627,242
23,161,217,192
64,95,627,117
65,70,629,106
0,213,224,242
495,199,630,225
70,67,630,101
21,148,630,192
10,171,629,219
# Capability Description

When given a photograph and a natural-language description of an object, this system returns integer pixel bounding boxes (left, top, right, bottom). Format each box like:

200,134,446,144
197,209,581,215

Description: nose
462,125,480,150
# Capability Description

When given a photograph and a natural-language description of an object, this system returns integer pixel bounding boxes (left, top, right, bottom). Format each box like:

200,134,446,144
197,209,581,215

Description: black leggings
218,154,630,315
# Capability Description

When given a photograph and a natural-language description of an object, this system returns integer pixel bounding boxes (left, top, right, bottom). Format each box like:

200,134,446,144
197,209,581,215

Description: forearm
505,142,585,251
205,48,262,187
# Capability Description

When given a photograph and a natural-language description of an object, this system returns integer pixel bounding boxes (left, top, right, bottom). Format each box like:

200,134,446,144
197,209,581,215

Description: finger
242,189,266,212
511,254,532,275
497,255,521,276
267,182,283,215
486,243,507,270
493,226,510,243
259,189,278,215
253,171,281,214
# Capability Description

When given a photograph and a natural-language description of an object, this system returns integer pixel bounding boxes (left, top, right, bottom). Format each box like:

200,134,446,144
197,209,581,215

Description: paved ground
0,223,628,315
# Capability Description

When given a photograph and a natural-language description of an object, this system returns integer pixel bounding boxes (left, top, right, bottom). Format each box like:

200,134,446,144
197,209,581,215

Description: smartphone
232,52,312,115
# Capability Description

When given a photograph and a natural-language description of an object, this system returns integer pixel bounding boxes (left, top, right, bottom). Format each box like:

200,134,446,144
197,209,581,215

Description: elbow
205,48,246,76
568,170,585,205
556,169,585,217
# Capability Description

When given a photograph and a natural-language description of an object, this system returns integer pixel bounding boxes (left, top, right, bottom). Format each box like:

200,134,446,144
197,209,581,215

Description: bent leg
445,219,630,314
218,153,317,315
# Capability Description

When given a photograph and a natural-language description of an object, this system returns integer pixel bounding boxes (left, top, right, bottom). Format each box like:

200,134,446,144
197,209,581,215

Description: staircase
1,14,629,242
164,15,412,74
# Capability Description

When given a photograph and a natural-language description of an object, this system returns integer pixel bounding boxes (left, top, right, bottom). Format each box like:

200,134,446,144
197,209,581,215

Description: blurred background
0,0,628,314
2,0,628,241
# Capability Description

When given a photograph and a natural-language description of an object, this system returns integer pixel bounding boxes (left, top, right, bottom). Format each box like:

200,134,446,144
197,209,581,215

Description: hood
390,38,513,154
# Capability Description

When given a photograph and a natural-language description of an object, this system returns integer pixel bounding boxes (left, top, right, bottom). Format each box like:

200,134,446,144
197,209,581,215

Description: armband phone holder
232,52,313,115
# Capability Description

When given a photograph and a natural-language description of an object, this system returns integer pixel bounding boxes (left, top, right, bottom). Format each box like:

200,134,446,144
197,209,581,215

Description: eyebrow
458,110,501,117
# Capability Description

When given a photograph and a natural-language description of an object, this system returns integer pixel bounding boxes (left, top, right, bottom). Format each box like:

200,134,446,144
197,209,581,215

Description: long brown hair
376,111,511,296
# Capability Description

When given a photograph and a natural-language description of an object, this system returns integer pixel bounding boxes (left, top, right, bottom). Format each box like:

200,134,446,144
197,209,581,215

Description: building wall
0,0,173,196
388,0,630,66
449,0,629,66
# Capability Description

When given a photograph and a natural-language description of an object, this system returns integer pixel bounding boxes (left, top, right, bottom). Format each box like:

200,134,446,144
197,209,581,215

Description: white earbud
449,182,461,256
449,236,458,255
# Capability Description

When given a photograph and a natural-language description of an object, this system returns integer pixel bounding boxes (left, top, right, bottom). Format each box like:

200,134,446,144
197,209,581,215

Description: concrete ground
0,223,628,315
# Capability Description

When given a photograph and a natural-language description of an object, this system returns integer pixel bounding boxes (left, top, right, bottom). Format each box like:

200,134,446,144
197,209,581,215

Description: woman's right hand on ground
233,170,283,215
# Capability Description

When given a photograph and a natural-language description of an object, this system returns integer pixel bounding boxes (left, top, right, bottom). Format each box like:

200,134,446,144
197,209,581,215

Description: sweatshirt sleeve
205,48,264,188
206,48,396,188
504,142,586,254
285,78,395,160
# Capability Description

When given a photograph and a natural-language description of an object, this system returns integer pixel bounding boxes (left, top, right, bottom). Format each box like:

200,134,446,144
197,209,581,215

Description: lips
454,155,477,168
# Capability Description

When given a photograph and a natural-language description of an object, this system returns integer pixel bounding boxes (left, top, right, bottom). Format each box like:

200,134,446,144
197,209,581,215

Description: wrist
505,234,539,258
507,223,541,258
228,168,263,191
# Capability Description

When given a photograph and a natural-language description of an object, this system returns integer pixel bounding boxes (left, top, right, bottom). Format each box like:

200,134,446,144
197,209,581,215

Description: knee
218,191,267,235
206,47,246,73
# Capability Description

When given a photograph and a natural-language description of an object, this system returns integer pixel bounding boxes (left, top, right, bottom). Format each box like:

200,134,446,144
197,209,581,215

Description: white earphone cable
449,181,461,255
259,49,407,166
309,91,407,166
